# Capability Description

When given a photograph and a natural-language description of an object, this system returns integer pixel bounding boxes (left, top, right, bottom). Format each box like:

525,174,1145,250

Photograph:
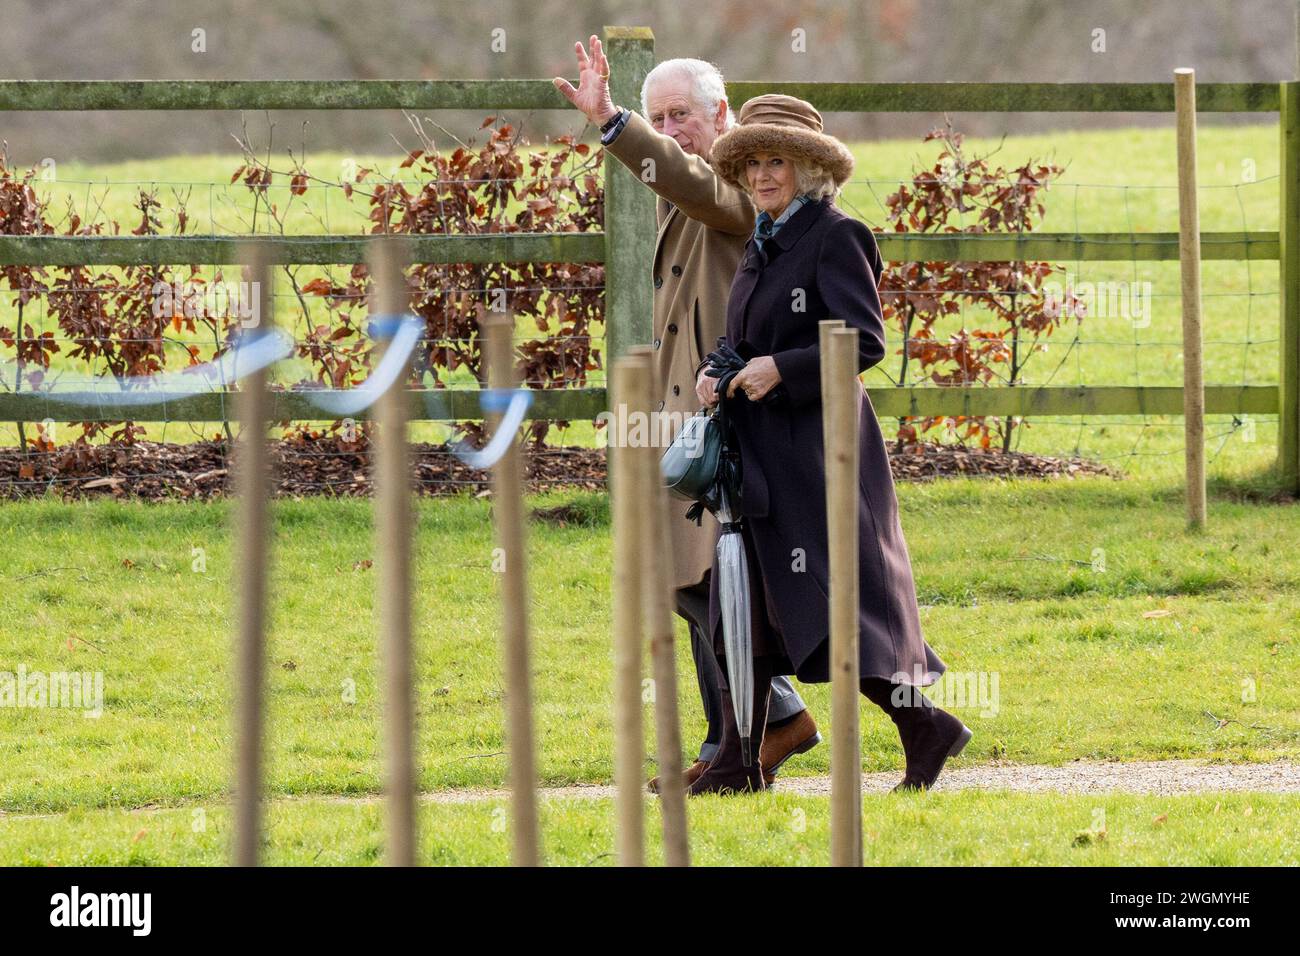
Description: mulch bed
0,437,1122,502
888,441,1123,483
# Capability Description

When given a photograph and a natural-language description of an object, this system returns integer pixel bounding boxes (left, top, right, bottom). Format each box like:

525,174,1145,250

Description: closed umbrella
701,343,758,765
713,477,755,764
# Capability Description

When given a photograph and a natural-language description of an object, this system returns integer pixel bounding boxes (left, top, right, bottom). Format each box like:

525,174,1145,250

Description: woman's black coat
705,195,947,687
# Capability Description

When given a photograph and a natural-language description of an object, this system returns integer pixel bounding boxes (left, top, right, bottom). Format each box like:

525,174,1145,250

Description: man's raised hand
553,35,619,127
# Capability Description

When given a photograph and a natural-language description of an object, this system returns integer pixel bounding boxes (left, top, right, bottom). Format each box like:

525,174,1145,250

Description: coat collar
752,193,812,250
741,195,831,271
768,194,830,251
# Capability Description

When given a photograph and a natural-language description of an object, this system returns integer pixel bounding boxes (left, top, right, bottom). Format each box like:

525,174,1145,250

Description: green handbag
661,353,749,522
660,408,723,502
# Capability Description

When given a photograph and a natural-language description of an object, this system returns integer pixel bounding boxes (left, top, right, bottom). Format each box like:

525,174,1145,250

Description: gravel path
5,759,1297,820
418,758,1300,805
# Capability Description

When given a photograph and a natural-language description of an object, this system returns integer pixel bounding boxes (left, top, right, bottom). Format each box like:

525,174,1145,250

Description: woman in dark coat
686,94,973,796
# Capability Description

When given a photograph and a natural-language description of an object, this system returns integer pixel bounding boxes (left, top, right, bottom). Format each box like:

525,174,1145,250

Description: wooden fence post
632,344,690,867
370,238,417,866
1280,75,1300,494
483,312,541,867
232,245,273,867
611,351,650,866
823,327,862,868
1175,68,1207,528
820,320,846,460
602,26,656,365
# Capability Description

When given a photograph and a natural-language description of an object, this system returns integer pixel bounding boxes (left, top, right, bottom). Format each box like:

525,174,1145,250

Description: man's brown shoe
647,759,710,795
759,709,822,784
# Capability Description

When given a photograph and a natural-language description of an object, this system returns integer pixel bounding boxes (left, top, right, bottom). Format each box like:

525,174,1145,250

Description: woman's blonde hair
793,160,839,201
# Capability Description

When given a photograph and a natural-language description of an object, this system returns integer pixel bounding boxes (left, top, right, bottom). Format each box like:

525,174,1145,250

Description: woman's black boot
688,655,774,796
860,677,972,792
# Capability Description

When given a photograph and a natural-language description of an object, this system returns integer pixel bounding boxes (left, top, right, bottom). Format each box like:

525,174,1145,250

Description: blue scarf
753,193,813,253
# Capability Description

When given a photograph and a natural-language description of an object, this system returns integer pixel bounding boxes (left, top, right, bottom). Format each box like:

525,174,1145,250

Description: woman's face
744,151,797,215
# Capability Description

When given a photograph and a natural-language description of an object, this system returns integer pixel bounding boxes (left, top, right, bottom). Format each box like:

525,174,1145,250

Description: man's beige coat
604,111,757,590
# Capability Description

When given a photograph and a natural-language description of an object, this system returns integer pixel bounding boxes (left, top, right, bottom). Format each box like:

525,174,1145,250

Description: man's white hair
640,58,736,129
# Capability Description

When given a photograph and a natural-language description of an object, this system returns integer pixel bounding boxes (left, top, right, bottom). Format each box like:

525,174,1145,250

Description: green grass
22,122,1280,241
1,121,1288,480
2,791,1295,866
1,480,1296,825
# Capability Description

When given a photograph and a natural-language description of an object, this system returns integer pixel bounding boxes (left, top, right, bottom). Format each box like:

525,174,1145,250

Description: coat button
656,400,665,411
668,323,678,334
671,265,682,276
653,338,661,349
672,385,680,396
654,275,663,289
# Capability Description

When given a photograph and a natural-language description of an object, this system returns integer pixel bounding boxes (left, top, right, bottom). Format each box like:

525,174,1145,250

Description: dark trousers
675,572,806,763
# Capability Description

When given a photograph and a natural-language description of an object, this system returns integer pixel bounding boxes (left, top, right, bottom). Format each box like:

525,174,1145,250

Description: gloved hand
704,343,747,372
703,343,748,399
703,342,783,404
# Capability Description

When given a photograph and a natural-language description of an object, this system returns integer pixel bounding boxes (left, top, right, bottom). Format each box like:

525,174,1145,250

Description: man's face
646,75,726,157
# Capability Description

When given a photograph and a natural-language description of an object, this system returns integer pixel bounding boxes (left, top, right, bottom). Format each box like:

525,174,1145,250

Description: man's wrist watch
599,108,630,145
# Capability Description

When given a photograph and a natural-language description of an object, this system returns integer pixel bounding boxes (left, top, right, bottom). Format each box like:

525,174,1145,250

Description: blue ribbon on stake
451,387,533,470
303,313,424,416
3,325,295,407
5,307,534,467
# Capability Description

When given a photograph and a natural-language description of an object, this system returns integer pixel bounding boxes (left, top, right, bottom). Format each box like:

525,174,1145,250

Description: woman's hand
726,356,782,401
696,366,719,407
552,36,619,127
